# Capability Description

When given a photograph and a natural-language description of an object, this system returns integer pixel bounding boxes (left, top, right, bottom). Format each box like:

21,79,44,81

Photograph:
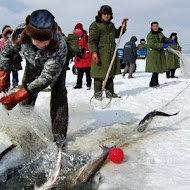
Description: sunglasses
102,13,111,16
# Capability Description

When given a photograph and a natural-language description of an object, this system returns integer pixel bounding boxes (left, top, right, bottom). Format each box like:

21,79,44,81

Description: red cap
74,23,83,30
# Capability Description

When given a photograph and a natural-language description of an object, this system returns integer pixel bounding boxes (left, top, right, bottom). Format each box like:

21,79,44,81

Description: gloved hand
162,44,169,49
168,39,175,44
76,51,83,59
0,88,29,110
92,52,100,63
122,18,128,29
0,71,10,93
79,47,86,54
77,46,86,58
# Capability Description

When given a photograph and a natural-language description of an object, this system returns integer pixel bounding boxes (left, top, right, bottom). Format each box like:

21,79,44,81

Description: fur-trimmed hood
2,27,13,39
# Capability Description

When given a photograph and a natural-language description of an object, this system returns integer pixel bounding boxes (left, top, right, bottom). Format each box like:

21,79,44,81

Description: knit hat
74,23,83,30
99,5,112,14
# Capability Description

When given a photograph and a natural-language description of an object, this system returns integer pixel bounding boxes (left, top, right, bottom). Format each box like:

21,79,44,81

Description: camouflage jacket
0,23,67,94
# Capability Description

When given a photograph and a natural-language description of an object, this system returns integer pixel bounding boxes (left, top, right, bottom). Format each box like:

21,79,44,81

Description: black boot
166,71,170,78
149,73,159,87
74,85,82,89
171,69,177,78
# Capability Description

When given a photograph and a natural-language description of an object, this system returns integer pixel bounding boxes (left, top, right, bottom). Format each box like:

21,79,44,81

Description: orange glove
92,52,100,63
0,71,10,93
0,88,29,110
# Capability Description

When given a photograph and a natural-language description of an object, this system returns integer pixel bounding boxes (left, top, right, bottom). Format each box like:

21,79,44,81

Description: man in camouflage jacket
0,10,68,142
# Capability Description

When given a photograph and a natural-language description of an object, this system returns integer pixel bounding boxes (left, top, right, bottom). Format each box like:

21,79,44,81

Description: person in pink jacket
73,23,92,90
0,25,22,89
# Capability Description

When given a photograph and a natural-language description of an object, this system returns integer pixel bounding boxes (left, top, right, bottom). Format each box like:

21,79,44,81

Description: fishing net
167,47,190,78
0,92,53,161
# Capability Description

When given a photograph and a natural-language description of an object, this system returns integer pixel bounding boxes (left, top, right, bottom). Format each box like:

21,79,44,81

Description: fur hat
74,23,83,30
12,9,59,52
140,39,146,43
99,5,112,14
170,32,178,43
25,9,56,41
97,5,113,22
170,32,177,37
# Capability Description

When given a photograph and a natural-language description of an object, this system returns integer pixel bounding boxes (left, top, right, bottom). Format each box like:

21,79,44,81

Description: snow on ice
1,55,190,189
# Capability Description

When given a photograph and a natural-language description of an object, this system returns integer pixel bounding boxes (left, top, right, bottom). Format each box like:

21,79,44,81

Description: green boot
94,78,103,94
106,78,121,98
112,93,121,98
105,78,114,95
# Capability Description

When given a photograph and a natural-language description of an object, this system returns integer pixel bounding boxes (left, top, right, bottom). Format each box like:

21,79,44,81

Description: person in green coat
146,22,172,87
166,32,181,78
89,5,127,98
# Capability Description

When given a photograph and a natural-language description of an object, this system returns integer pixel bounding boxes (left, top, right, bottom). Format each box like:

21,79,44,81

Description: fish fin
99,145,112,150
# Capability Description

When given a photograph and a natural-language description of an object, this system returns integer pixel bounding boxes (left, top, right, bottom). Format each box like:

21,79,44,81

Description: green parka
166,43,181,69
64,33,79,60
89,17,123,78
146,30,169,73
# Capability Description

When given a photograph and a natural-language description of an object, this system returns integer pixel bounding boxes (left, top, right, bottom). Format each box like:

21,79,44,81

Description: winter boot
166,71,170,78
112,93,121,98
171,69,177,78
74,85,82,89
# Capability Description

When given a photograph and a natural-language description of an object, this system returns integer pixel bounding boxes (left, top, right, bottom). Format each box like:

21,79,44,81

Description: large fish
137,111,178,132
70,145,111,188
34,148,62,190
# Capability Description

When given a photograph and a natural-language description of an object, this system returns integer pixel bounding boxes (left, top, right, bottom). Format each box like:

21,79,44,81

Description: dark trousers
21,63,68,138
8,70,19,88
150,73,159,87
94,77,114,94
123,62,136,78
166,69,176,78
12,70,19,87
76,67,92,87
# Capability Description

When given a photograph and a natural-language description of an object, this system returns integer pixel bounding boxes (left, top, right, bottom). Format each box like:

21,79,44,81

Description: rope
160,83,190,111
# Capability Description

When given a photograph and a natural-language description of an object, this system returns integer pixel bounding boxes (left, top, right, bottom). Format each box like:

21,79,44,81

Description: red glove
122,18,128,29
92,52,100,63
0,88,29,110
0,71,10,93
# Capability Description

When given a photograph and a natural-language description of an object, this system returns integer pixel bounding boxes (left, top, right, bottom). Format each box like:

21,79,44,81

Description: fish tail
154,111,179,117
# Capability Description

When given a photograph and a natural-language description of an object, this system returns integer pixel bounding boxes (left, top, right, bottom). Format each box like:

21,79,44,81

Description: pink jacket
0,27,13,51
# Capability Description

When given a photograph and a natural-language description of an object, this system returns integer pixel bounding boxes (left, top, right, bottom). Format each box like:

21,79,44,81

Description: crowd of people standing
0,5,181,144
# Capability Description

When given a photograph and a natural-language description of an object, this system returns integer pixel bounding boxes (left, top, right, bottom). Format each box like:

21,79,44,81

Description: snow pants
21,62,68,139
75,67,92,88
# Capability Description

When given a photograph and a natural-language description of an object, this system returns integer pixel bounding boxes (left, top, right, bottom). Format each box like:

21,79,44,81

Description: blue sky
0,0,189,51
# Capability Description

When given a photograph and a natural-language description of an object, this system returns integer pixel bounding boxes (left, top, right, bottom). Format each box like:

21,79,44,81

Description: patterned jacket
0,23,67,95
